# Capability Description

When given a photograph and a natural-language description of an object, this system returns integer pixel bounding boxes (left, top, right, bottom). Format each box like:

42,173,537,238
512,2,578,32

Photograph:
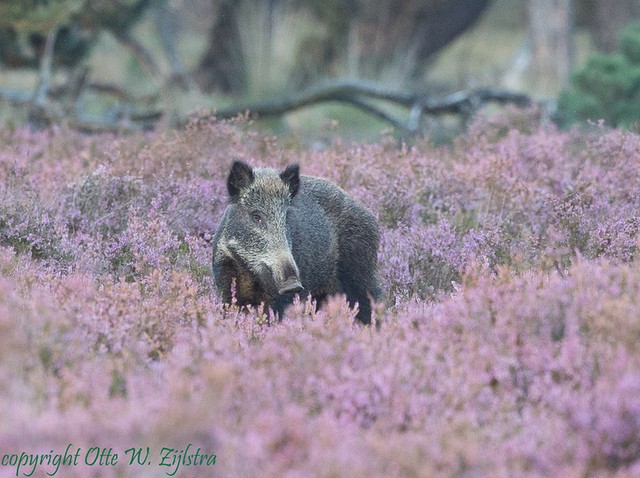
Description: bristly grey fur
212,160,381,324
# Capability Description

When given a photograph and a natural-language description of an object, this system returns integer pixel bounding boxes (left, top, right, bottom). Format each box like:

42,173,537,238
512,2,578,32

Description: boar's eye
251,211,263,224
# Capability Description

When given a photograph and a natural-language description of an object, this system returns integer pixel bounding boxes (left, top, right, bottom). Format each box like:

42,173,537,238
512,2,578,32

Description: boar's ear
227,161,255,199
280,164,300,198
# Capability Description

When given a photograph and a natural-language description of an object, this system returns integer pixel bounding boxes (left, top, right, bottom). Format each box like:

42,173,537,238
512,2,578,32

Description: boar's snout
278,276,304,295
259,252,303,296
276,259,303,295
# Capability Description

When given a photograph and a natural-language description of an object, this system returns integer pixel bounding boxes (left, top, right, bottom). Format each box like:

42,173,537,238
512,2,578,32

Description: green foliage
620,21,640,64
0,0,84,32
558,21,640,128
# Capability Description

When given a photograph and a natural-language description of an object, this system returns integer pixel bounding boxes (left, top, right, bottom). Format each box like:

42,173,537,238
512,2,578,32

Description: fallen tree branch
329,92,414,133
1,77,532,134
210,79,533,134
0,85,160,132
213,80,415,119
0,87,31,105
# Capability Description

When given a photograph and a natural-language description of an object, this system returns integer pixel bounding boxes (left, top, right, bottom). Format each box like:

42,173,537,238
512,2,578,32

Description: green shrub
557,21,640,128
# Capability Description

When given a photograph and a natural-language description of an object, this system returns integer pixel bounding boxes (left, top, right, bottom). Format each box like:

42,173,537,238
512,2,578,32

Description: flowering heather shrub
1,112,640,476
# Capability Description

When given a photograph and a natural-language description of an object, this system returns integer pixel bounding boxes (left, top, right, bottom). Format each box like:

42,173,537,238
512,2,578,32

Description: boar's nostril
278,277,304,295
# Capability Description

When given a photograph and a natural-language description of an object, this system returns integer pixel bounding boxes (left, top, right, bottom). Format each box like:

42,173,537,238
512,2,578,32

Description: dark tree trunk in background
399,0,492,62
194,0,247,94
527,0,574,93
592,0,639,52
194,0,491,94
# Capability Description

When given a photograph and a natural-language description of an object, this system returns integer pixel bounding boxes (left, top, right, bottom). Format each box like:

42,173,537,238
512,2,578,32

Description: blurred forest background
1,0,639,140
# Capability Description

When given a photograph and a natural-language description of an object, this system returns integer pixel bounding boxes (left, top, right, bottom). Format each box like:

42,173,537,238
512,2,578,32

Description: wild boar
212,160,380,324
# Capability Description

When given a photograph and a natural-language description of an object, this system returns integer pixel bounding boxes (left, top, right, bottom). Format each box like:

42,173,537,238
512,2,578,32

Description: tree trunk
193,0,492,94
527,0,574,94
592,0,639,52
193,0,247,94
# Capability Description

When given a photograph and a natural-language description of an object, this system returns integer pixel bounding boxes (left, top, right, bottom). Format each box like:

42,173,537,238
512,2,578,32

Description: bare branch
112,29,161,82
214,79,417,118
1,77,532,135
210,79,532,134
0,87,31,105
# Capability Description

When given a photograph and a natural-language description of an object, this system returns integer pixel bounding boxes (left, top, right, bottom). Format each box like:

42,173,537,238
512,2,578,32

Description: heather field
1,110,640,477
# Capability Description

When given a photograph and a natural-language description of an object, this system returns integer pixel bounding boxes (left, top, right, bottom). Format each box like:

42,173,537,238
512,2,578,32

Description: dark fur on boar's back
212,160,381,324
